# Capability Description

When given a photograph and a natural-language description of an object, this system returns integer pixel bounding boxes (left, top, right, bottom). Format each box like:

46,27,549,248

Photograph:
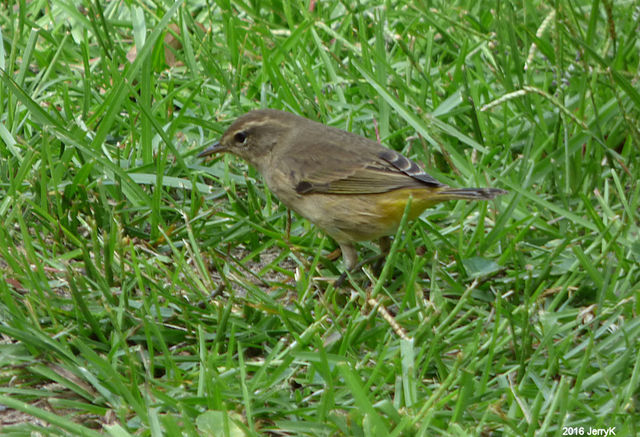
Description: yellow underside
294,187,464,243
375,188,446,225
318,188,446,242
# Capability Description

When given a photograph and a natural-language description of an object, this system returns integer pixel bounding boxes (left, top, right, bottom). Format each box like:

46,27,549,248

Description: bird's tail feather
436,187,507,200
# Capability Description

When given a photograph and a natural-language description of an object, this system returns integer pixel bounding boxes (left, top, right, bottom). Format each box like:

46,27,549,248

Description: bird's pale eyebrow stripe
239,118,289,129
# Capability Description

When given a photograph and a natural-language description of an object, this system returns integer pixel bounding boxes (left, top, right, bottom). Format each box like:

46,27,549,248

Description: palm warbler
199,109,506,270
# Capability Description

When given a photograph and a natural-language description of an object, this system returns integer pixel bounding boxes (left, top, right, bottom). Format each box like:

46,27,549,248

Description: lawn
0,0,638,435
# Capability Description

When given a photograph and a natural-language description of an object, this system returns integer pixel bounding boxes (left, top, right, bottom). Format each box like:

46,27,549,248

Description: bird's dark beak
198,141,226,158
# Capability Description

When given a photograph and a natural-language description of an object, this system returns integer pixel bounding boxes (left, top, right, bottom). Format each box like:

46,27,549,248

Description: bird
199,109,506,271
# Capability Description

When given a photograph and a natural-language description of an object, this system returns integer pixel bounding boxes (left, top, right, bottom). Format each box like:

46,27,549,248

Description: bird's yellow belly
280,188,443,243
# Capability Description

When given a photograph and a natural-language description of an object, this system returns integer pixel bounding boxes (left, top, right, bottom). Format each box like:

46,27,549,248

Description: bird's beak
198,141,226,158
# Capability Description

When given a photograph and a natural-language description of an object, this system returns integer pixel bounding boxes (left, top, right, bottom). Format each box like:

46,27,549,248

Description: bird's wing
282,141,444,195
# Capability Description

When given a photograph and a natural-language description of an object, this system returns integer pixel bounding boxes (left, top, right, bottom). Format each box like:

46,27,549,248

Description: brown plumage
200,109,506,270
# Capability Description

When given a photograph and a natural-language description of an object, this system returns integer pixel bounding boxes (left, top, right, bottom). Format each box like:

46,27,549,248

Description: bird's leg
285,209,292,241
334,242,358,287
374,236,391,274
334,241,389,287
283,209,310,269
340,242,358,271
378,236,391,256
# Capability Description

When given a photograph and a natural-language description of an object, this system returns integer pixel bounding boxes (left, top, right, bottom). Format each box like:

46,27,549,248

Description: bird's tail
435,187,507,200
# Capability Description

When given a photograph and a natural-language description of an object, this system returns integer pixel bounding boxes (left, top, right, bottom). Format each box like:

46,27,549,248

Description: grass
0,0,639,435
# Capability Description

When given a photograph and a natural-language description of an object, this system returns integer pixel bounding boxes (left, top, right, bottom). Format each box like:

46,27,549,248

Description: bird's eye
234,131,247,144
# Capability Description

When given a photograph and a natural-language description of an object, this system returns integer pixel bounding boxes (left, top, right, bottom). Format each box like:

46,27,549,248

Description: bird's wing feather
283,139,443,195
